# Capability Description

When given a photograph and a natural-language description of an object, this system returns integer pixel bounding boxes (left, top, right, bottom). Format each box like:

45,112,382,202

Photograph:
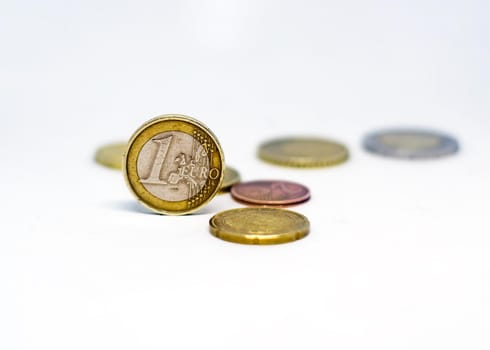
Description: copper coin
231,180,310,206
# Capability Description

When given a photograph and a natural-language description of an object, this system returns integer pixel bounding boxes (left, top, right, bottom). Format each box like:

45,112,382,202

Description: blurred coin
220,166,241,191
231,180,310,206
209,207,310,245
363,129,459,159
124,114,225,215
258,137,348,167
94,142,126,170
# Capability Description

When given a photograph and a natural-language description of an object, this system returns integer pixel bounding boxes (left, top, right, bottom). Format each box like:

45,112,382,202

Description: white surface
1,1,490,349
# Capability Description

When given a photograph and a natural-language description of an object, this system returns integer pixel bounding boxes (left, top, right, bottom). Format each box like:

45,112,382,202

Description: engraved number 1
140,136,173,184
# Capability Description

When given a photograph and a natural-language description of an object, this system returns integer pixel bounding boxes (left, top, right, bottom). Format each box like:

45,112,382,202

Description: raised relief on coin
137,131,211,201
231,180,310,206
124,115,224,215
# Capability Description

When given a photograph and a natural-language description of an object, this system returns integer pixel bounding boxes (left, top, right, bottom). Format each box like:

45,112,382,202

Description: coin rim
362,128,459,159
123,114,225,215
209,207,310,245
230,180,311,205
257,137,349,168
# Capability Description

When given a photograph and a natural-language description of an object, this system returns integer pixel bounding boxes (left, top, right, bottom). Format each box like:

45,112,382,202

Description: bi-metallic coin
258,137,349,168
363,128,459,159
94,142,127,170
124,114,225,215
231,180,310,206
209,207,310,245
95,141,235,191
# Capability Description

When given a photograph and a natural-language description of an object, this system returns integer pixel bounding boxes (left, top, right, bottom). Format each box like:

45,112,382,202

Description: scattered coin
363,128,459,159
231,180,310,206
220,166,241,191
124,114,225,215
209,207,310,245
258,137,349,167
94,142,126,170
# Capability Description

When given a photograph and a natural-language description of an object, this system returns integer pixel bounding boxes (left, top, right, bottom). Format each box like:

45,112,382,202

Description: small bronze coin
209,207,310,245
363,128,459,159
124,114,225,215
231,180,310,206
94,142,127,170
258,137,349,168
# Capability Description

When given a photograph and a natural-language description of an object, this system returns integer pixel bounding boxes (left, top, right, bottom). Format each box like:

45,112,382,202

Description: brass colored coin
124,114,225,215
94,142,127,170
209,207,310,245
258,137,349,168
220,166,241,191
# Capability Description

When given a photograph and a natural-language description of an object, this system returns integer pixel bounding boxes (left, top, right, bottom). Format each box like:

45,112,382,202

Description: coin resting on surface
94,142,127,170
363,129,459,159
258,137,349,168
124,114,225,215
231,180,310,206
209,207,310,245
220,166,241,191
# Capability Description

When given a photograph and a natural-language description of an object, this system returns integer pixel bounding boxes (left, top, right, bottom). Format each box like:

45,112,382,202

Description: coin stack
95,114,459,245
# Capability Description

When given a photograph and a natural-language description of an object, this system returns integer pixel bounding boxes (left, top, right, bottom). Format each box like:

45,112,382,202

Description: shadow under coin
107,200,222,216
107,200,157,215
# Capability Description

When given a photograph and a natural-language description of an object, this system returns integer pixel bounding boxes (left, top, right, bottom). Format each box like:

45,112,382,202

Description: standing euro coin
124,114,225,215
258,137,349,167
209,208,310,245
363,129,459,159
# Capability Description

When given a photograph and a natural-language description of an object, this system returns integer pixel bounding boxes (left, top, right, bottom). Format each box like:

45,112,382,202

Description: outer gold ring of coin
94,142,127,170
258,137,349,168
124,114,225,215
209,207,310,245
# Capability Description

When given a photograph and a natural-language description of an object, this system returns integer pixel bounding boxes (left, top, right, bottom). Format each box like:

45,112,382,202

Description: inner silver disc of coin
137,131,210,201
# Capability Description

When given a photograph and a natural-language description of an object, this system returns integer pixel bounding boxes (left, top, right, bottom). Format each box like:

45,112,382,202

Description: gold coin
124,114,225,215
220,166,241,191
258,137,349,168
94,142,127,170
209,207,310,245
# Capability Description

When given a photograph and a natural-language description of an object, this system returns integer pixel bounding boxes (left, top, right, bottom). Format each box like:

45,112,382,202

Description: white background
1,0,490,349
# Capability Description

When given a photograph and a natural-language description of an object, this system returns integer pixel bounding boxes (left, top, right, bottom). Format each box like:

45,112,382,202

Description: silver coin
363,129,459,159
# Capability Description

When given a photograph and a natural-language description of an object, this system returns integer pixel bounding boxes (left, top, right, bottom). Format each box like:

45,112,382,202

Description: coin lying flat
363,129,459,159
231,180,310,206
220,166,241,191
209,207,310,245
94,142,127,170
124,114,225,215
258,137,349,167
